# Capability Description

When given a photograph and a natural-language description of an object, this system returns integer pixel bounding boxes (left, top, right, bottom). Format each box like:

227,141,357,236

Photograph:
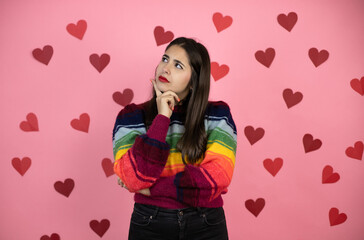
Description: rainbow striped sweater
113,101,237,209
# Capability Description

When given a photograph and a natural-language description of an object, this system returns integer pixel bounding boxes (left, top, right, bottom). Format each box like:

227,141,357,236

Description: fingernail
178,98,180,102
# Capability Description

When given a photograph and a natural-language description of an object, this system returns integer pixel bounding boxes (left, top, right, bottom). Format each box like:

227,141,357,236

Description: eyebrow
163,54,186,68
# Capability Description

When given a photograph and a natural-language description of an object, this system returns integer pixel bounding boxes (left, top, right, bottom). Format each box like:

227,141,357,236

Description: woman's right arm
112,103,171,193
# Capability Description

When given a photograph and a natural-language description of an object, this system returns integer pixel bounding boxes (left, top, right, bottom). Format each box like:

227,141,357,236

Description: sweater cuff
149,177,175,198
147,114,170,142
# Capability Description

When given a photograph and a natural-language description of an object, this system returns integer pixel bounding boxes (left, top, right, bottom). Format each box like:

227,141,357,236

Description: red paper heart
263,158,283,177
90,219,110,237
277,12,298,32
244,126,265,145
322,165,340,184
329,208,347,226
245,198,265,217
303,134,322,153
211,62,229,81
89,53,110,73
345,141,363,160
154,26,174,46
283,89,303,108
20,112,39,132
12,157,31,176
32,45,53,65
70,113,90,133
112,89,134,106
66,19,87,40
212,12,233,33
255,48,275,68
350,77,364,96
54,178,74,197
309,48,329,67
40,233,60,240
102,158,115,177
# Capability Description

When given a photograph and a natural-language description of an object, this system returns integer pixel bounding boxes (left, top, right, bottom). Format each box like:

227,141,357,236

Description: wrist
160,112,171,118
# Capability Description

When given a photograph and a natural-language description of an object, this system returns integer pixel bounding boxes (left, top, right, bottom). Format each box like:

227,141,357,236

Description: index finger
151,79,162,97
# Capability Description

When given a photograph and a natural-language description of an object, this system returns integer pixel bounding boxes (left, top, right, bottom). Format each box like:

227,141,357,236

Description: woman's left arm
149,101,237,206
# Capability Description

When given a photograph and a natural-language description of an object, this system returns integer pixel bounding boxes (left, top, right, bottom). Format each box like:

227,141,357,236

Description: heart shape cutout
283,88,303,108
212,12,233,33
322,165,340,184
112,89,134,106
309,48,329,67
263,158,283,177
40,233,60,240
245,198,265,217
350,77,364,96
32,45,53,65
102,158,115,177
12,157,31,176
211,62,229,81
66,19,87,40
244,126,265,145
154,26,174,46
20,112,39,131
54,178,74,197
329,208,347,226
70,113,90,133
89,53,110,73
90,219,110,237
277,12,298,32
345,141,363,160
303,134,322,153
255,48,275,68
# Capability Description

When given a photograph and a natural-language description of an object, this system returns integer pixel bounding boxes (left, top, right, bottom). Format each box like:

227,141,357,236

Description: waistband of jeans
134,203,203,214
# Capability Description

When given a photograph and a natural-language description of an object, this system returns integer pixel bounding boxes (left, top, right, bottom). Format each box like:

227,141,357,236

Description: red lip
158,76,169,83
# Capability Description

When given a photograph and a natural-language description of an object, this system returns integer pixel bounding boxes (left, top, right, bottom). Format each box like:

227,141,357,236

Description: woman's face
155,45,192,100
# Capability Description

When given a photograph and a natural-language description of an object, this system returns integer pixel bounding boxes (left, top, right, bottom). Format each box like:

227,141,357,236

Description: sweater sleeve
112,103,171,192
149,101,237,207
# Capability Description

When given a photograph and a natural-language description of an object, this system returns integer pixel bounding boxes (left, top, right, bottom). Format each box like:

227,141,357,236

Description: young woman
112,37,237,240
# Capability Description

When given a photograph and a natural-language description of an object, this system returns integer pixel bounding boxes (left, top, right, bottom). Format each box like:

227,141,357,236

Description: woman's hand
137,188,151,196
151,79,180,118
117,178,151,196
117,177,128,189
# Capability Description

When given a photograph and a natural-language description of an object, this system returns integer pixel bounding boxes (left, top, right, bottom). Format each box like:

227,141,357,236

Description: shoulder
205,101,237,132
114,102,147,125
206,101,232,116
116,102,144,116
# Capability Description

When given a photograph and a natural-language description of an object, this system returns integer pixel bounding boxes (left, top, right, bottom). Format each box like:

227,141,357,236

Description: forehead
165,45,189,64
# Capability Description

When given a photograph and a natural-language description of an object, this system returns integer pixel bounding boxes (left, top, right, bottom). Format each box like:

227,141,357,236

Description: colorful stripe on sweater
113,101,237,208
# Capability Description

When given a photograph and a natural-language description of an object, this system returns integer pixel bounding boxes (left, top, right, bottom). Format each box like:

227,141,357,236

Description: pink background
1,0,364,239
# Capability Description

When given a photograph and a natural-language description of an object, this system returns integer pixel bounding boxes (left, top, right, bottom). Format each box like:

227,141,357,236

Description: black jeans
128,203,229,240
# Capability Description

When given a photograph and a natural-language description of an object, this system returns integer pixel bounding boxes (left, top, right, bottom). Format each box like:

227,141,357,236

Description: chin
157,83,170,91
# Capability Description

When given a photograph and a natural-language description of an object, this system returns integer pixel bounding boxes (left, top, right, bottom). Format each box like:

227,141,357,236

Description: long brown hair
144,37,211,164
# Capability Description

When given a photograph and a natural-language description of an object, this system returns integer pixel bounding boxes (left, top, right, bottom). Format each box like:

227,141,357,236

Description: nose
163,63,171,74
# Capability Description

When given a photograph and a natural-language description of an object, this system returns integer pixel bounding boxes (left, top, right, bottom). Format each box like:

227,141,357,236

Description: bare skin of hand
151,79,180,118
118,178,151,196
